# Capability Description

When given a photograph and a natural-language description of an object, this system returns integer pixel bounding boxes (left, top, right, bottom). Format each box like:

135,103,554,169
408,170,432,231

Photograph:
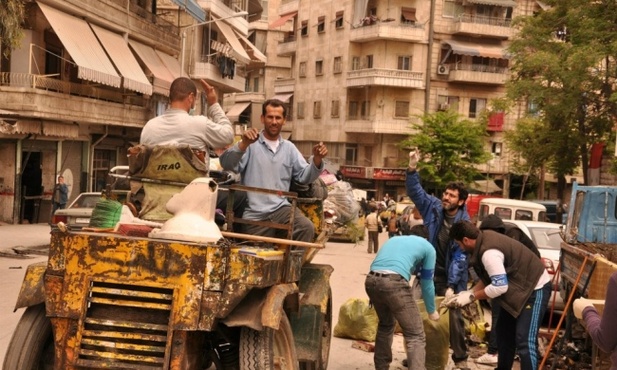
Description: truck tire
2,304,54,370
240,314,299,370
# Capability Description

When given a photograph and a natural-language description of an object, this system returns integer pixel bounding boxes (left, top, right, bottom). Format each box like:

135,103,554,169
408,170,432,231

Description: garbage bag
417,297,449,370
89,198,123,228
333,298,378,342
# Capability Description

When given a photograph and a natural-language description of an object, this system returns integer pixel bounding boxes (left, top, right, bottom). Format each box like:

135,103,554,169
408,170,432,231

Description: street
0,224,506,369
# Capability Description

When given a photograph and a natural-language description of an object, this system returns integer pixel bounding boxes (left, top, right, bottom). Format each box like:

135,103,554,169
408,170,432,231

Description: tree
0,0,25,59
400,110,491,194
506,0,617,201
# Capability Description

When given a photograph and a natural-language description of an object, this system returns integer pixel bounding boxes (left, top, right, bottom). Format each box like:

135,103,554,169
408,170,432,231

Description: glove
445,287,455,299
408,150,420,170
428,311,440,321
573,298,594,319
444,290,475,309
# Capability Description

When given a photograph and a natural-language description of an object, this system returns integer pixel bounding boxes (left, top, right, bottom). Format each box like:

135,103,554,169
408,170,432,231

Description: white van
476,198,548,225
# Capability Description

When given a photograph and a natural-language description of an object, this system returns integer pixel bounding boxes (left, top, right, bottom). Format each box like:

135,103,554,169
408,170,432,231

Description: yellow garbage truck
3,146,333,370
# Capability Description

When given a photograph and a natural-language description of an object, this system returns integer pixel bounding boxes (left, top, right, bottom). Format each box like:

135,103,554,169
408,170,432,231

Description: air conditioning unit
437,64,450,75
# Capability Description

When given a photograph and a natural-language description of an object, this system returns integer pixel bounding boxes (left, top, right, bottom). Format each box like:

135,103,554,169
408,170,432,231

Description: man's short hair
445,181,469,202
449,220,479,241
262,99,287,117
169,77,197,103
409,224,429,239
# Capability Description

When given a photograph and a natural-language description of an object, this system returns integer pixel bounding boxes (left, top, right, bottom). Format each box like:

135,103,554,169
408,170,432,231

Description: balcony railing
350,21,426,43
277,36,297,56
452,14,512,39
442,63,509,85
278,0,299,16
347,68,424,89
345,118,414,134
0,72,146,106
191,55,246,93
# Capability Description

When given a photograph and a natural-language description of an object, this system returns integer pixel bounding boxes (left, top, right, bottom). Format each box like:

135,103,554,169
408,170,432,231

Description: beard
442,201,459,213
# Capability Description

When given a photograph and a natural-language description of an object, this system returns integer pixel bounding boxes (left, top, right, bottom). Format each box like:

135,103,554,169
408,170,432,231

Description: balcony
350,22,426,43
277,37,297,56
0,73,148,127
345,119,413,134
443,63,509,85
274,78,295,94
347,69,424,89
278,0,299,16
452,15,512,39
197,0,249,34
191,57,246,93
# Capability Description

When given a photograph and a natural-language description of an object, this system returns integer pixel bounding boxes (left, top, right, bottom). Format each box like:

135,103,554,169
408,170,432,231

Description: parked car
503,220,565,312
51,191,130,229
477,198,547,226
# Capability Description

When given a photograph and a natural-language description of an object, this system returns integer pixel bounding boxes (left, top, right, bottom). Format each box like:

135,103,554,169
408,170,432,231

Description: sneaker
475,353,498,365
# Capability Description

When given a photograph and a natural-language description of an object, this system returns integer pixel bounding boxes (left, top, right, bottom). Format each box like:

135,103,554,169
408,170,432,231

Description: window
443,0,463,17
345,144,358,165
335,11,344,29
352,56,360,70
314,101,322,118
297,101,305,119
437,95,459,111
348,101,358,119
395,101,410,118
398,56,411,70
261,0,268,20
202,29,218,59
315,60,323,75
253,77,259,92
360,101,370,119
333,56,342,73
301,20,308,36
317,16,326,33
469,98,487,118
528,100,540,115
366,55,373,68
492,142,503,156
331,100,340,117
299,62,307,77
401,7,417,24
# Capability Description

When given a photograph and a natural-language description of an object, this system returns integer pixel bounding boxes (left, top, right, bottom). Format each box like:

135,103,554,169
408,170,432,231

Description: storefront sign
340,166,366,179
373,168,406,181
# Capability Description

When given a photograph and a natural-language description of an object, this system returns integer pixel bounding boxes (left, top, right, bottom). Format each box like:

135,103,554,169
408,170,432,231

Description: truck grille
75,281,174,369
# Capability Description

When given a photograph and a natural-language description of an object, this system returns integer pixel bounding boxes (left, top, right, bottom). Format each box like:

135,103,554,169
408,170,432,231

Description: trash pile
324,181,361,226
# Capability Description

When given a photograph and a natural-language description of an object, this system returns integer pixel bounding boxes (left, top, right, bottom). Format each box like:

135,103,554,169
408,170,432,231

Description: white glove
428,311,440,321
408,150,420,170
573,298,594,319
445,287,455,299
445,290,475,309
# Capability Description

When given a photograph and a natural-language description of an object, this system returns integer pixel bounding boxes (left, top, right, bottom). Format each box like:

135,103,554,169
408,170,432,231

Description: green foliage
0,0,25,59
400,110,491,192
506,0,617,188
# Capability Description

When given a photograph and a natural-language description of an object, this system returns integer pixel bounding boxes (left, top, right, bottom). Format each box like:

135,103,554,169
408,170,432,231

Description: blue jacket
405,170,470,292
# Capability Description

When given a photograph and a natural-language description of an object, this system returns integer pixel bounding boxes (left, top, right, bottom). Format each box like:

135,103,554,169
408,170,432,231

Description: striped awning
214,20,251,64
226,102,251,122
38,2,121,88
234,31,267,63
90,24,153,95
445,40,509,59
129,40,175,96
170,0,206,22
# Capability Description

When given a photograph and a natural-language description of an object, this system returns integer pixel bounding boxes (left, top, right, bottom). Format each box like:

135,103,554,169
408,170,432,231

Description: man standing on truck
405,149,471,369
219,99,328,242
139,77,245,220
365,224,440,370
446,220,551,370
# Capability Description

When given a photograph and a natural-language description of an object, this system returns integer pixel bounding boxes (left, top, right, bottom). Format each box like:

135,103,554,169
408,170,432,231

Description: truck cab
476,198,548,226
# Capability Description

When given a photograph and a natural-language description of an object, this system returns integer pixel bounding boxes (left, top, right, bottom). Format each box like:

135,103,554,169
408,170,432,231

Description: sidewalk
0,223,51,252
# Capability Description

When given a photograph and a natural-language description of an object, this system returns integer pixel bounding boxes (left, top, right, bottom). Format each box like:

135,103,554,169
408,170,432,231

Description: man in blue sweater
405,149,471,368
365,225,440,370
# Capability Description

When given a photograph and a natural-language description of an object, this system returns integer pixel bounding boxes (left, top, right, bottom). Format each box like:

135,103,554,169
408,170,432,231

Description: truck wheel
300,288,332,370
2,304,54,370
240,314,299,370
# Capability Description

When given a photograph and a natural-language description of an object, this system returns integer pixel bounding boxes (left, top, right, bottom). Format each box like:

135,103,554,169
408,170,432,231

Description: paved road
0,224,508,369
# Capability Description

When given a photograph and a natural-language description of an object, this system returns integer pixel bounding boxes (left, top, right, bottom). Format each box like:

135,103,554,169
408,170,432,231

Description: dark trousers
487,300,501,354
496,282,551,370
435,281,468,362
367,231,379,253
242,205,315,242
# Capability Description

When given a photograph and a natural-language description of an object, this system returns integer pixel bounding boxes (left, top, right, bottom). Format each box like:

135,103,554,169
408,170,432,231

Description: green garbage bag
333,298,378,342
89,198,123,228
417,297,449,370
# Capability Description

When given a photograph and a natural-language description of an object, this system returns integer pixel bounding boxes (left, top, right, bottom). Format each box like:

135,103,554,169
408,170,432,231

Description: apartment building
0,0,260,224
267,0,543,201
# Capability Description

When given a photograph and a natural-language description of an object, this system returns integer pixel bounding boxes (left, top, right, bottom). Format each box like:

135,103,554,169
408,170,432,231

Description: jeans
496,282,551,370
241,205,315,242
365,273,426,370
487,300,501,355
